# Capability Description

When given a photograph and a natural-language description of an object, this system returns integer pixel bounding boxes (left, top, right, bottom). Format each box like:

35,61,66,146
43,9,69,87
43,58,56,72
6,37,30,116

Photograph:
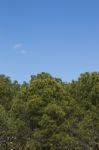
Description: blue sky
0,0,99,83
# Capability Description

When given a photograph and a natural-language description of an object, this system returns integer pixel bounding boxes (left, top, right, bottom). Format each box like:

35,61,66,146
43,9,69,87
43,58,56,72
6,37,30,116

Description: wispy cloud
13,43,22,49
20,50,27,54
13,43,28,55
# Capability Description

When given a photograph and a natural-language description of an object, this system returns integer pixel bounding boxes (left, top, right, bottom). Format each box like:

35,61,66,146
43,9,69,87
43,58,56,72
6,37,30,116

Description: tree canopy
0,72,99,150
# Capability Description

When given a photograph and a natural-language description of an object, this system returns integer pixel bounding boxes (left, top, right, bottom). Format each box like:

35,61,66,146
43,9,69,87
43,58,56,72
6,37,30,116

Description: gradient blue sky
0,0,99,82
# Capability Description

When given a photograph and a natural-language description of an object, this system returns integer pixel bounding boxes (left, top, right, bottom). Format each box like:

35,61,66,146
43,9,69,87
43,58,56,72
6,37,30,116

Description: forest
0,72,99,150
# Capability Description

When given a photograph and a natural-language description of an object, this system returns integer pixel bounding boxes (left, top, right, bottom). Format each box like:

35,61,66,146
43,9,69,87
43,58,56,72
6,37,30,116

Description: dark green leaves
0,72,99,149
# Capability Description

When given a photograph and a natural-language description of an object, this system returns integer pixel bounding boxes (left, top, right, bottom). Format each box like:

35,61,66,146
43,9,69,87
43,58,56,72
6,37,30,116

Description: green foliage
0,72,99,149
0,75,13,110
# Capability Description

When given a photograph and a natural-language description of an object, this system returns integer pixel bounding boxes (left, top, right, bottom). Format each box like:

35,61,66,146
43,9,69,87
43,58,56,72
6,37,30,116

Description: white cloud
13,43,28,55
13,43,22,49
20,50,27,54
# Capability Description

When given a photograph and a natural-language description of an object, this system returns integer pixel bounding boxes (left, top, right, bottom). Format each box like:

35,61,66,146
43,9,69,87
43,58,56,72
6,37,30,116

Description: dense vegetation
0,72,99,150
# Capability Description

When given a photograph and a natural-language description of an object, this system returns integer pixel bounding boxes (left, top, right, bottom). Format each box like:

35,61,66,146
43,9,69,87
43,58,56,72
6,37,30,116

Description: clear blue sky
0,0,99,83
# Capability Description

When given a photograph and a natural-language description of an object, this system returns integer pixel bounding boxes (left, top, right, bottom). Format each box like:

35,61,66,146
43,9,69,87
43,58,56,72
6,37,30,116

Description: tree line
0,72,99,150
